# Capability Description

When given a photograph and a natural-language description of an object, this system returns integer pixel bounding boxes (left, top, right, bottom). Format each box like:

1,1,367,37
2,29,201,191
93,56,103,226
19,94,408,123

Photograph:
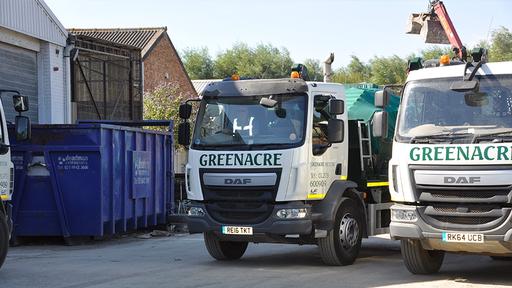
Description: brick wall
143,34,196,98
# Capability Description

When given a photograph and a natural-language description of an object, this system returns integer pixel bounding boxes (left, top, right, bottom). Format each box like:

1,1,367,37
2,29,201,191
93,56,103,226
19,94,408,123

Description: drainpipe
323,53,335,83
63,35,75,124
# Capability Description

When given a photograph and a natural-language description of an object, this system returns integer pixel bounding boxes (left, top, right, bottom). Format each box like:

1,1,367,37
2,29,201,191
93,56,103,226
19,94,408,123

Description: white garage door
0,42,38,123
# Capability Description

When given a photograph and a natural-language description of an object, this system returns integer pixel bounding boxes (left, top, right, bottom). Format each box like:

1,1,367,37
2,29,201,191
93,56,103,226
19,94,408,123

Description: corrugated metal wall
0,0,67,46
0,42,38,123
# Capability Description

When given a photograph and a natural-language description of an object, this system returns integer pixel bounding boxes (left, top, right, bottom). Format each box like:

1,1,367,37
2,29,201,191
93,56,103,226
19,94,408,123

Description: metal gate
0,42,38,123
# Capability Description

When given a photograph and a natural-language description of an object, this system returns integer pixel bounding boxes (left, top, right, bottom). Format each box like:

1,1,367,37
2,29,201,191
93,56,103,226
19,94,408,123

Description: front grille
430,215,499,225
411,166,512,231
415,184,511,203
205,202,274,224
200,168,281,224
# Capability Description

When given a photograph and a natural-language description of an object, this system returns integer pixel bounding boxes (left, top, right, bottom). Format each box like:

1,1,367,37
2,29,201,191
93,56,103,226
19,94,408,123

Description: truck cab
389,58,512,274
179,75,393,266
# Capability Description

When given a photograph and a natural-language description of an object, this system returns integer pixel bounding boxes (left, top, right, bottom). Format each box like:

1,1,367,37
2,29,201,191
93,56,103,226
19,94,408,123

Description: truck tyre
401,239,444,274
0,212,8,269
318,197,363,266
204,232,248,260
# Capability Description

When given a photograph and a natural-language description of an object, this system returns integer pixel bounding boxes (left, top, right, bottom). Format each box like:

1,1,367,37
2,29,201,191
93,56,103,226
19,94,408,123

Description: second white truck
389,52,512,273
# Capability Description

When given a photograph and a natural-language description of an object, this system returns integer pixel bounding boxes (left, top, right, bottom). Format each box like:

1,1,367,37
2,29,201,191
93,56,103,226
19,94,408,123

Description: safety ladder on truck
358,121,372,172
358,121,392,236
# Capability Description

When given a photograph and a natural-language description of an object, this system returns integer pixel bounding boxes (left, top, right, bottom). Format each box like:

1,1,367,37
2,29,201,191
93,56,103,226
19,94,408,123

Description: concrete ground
1,234,512,288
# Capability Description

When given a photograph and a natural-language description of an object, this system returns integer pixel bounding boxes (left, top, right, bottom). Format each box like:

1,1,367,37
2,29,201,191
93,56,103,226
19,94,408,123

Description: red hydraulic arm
430,0,466,60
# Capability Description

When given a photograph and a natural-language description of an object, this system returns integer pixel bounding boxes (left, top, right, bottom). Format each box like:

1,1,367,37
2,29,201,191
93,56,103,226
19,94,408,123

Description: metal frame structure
70,35,143,121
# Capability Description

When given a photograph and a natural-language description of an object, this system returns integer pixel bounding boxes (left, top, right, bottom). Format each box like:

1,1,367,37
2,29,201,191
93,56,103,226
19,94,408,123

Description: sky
44,0,511,69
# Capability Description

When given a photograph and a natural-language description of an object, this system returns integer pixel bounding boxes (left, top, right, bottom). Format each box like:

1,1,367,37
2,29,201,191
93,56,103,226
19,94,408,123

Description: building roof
192,79,222,96
0,0,68,46
68,27,167,57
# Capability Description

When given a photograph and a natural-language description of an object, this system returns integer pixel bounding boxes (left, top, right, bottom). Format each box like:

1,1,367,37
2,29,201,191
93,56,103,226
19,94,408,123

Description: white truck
177,63,394,265
0,90,31,269
389,51,512,273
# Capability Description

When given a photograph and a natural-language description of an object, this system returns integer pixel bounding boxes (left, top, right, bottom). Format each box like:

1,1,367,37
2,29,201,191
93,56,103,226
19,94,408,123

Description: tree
303,58,323,81
252,44,294,79
489,26,512,62
181,47,214,79
418,46,454,60
370,55,407,85
213,42,293,79
143,82,195,146
331,67,348,83
347,55,371,82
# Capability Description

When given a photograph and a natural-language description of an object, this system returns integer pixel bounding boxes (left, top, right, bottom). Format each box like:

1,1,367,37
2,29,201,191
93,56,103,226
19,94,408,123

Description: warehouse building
0,0,70,123
68,27,196,98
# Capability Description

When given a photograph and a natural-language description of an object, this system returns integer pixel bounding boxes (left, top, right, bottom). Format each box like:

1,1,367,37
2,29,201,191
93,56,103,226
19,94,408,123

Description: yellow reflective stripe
0,194,8,200
340,175,348,180
367,182,389,187
307,193,326,200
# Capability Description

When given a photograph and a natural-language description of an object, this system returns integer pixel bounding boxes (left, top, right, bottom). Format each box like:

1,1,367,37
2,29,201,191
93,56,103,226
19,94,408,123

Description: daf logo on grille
224,178,252,185
444,176,481,184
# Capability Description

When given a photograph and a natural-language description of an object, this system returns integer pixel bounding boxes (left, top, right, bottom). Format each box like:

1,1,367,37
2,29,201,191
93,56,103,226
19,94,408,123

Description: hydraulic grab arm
407,0,467,61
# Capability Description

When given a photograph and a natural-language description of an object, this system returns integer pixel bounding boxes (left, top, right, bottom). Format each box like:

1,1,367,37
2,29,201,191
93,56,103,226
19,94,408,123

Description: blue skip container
8,123,173,238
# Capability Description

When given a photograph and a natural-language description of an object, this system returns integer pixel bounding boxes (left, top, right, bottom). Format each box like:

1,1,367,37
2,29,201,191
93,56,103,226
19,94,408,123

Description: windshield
192,93,307,150
397,75,512,143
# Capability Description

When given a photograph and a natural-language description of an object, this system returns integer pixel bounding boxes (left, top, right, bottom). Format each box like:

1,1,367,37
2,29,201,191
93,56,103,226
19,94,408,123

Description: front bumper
390,204,512,254
186,201,312,239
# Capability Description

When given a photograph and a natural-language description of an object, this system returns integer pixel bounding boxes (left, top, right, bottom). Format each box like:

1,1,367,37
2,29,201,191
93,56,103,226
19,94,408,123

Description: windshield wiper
409,131,474,144
471,129,512,143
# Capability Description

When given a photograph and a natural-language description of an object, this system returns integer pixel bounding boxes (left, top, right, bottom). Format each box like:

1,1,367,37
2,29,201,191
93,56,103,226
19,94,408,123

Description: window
312,95,332,155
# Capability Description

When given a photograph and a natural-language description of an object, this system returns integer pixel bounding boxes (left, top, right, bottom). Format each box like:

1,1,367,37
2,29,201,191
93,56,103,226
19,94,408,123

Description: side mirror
327,119,344,143
179,103,192,119
15,115,31,141
178,122,191,146
372,111,388,138
329,99,344,115
375,90,389,108
13,95,29,112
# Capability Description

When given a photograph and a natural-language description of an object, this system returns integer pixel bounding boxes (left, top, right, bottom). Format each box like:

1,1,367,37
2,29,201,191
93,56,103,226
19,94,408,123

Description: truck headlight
187,207,205,217
391,206,417,222
276,208,307,219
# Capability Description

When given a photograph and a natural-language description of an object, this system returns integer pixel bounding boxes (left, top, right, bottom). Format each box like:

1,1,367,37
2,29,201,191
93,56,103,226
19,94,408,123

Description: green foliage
370,55,407,85
346,55,371,82
417,46,454,60
489,26,512,62
303,58,323,81
143,82,194,147
213,43,293,79
181,47,214,80
179,27,512,86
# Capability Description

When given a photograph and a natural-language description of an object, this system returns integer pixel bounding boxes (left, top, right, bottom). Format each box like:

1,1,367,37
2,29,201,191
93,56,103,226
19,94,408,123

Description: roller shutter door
0,42,38,123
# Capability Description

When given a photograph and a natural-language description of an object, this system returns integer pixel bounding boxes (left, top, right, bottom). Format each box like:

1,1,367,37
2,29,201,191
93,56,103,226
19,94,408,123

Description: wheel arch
311,180,368,237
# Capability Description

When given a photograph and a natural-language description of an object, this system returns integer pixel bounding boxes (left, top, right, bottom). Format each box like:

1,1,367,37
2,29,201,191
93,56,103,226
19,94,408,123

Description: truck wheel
0,212,8,269
401,239,444,274
318,197,363,266
203,232,248,260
